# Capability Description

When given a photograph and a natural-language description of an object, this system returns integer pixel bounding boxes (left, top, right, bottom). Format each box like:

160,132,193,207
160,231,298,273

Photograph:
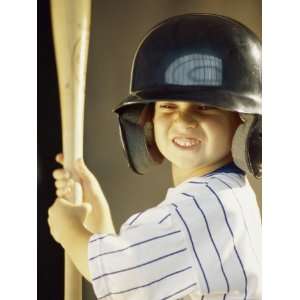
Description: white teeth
173,137,200,147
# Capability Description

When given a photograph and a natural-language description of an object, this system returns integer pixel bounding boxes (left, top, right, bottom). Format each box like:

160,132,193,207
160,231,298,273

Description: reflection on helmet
165,54,223,86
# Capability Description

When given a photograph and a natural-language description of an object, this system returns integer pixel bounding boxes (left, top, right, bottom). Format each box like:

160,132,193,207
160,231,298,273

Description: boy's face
153,100,241,170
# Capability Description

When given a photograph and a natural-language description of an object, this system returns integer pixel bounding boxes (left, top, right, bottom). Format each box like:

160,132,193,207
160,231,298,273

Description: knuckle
53,169,63,179
68,179,74,186
64,187,71,194
56,180,67,188
56,153,62,161
54,181,61,188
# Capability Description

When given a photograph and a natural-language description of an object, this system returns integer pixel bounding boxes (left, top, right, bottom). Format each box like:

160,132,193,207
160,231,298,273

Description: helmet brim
114,87,261,115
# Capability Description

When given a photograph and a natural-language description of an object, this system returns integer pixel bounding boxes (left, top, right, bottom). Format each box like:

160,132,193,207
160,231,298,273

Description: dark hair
138,103,163,163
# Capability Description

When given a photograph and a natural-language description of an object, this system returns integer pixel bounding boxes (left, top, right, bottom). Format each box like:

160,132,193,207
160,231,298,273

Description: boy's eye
159,104,176,109
197,105,208,110
198,105,218,112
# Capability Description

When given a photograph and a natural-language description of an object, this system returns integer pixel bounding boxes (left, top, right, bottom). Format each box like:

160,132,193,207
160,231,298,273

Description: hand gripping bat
50,1,91,299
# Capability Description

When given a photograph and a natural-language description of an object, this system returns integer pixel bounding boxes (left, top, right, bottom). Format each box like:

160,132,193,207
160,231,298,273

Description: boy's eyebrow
158,100,177,104
157,101,178,107
156,101,218,109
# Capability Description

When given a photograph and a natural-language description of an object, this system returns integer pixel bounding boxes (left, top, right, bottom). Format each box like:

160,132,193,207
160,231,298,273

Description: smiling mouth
172,137,201,149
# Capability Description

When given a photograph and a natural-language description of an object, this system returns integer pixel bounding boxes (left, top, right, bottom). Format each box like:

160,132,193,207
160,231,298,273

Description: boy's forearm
97,207,116,234
63,211,116,283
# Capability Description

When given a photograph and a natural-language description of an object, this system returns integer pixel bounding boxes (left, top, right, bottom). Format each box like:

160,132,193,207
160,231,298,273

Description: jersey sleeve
87,205,200,300
87,177,261,300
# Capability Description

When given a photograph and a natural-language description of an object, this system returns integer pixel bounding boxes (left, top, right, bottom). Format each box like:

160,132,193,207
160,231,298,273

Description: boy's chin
171,159,206,171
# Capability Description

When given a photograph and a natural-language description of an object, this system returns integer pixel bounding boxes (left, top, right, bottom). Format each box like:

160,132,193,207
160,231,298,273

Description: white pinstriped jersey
88,164,261,300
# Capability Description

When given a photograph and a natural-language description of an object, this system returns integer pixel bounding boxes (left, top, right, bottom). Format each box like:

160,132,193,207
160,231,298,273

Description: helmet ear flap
247,115,262,178
139,104,164,164
117,104,164,175
232,114,262,178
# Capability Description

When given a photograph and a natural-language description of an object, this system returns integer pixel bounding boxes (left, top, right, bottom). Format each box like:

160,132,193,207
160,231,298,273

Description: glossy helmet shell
114,14,262,177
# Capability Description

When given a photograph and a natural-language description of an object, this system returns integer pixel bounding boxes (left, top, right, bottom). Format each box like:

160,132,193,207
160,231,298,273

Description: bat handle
65,256,82,300
63,159,84,300
70,172,83,204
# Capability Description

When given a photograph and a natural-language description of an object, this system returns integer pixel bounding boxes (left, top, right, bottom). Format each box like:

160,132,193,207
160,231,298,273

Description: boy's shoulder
120,164,254,231
160,171,249,209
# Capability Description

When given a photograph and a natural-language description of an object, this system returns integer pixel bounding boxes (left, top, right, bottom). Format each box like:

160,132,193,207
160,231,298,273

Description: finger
48,206,53,217
78,202,92,214
57,197,74,207
55,153,64,164
56,187,72,198
55,179,74,189
55,179,68,189
74,158,93,177
55,198,90,223
74,158,97,186
57,197,87,213
52,169,70,180
76,202,92,223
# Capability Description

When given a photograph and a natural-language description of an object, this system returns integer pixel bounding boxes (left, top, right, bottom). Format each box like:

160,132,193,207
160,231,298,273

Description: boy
48,14,261,300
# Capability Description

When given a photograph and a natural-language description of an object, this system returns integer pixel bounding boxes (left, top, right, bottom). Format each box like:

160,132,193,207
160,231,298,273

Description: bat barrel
50,1,92,299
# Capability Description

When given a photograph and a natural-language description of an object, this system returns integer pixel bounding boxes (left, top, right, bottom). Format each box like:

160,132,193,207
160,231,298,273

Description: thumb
74,158,95,186
76,202,92,223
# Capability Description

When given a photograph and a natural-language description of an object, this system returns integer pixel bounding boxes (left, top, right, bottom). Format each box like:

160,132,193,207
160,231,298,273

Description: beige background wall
84,0,262,232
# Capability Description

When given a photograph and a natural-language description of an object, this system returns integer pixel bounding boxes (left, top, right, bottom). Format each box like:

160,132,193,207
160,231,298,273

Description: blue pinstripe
93,248,187,281
160,282,197,300
200,293,227,300
89,230,181,261
129,211,143,225
223,173,243,187
89,234,112,244
211,176,261,269
205,184,248,300
189,175,242,189
171,203,210,293
181,192,230,294
158,213,171,224
187,177,248,299
97,266,192,299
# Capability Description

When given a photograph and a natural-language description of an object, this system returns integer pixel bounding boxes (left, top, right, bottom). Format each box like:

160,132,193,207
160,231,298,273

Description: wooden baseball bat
50,1,91,299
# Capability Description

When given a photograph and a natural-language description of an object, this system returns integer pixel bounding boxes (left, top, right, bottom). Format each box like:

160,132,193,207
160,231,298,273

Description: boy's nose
174,111,199,129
